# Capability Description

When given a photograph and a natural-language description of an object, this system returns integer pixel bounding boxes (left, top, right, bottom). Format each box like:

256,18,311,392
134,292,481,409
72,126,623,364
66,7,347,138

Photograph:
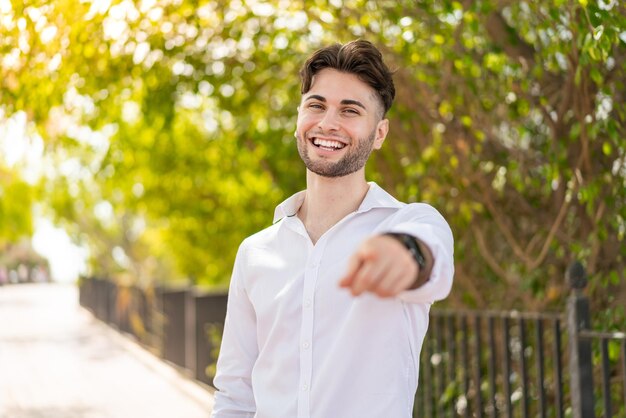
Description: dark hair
299,40,395,116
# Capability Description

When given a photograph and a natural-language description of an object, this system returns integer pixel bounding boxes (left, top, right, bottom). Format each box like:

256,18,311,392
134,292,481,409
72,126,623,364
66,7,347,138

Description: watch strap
383,232,426,271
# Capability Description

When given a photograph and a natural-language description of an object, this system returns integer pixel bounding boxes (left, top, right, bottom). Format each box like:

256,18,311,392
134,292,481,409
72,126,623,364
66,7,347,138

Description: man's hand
338,235,419,298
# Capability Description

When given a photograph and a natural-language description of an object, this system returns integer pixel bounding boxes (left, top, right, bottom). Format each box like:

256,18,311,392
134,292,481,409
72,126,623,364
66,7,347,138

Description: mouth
309,136,347,151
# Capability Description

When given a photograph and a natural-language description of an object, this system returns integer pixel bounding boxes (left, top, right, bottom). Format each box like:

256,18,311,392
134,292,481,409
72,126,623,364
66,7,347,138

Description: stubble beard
295,130,377,178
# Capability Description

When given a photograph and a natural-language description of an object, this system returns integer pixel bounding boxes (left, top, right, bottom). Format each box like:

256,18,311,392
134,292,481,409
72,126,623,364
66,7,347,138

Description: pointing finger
338,253,363,288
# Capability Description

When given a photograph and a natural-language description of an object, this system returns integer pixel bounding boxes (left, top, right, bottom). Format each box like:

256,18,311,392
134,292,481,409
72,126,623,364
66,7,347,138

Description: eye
308,103,324,110
342,108,360,115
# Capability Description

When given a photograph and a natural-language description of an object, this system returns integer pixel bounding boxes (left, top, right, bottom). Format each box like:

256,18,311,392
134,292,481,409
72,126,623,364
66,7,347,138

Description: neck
298,169,370,244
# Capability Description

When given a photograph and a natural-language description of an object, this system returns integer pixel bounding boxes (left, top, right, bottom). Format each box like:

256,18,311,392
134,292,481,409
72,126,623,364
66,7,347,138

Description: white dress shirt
211,182,454,418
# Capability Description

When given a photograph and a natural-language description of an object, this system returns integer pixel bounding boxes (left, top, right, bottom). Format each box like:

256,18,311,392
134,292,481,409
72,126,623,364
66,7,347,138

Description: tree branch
472,225,536,307
527,180,576,270
472,224,519,285
478,176,534,265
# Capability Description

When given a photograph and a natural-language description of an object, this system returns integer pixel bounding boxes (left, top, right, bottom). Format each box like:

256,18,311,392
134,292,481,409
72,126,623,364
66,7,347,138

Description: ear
372,118,389,150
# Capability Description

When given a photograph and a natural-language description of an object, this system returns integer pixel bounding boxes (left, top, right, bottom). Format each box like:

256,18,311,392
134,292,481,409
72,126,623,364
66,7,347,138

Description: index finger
338,253,362,288
339,243,379,288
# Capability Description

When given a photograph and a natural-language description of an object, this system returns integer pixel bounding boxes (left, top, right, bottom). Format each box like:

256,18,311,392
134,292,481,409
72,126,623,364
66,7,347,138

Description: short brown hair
299,40,395,116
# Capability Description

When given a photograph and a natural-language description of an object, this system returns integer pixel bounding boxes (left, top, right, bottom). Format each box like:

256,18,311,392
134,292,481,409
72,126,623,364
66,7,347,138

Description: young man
211,40,454,418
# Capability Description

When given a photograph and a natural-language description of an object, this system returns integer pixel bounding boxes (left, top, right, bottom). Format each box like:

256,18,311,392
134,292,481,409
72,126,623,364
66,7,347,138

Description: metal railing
78,262,625,417
79,278,227,386
414,262,626,418
577,330,626,418
415,309,566,418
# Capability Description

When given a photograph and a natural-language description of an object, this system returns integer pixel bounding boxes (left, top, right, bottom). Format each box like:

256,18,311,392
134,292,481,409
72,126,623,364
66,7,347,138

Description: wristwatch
384,232,426,271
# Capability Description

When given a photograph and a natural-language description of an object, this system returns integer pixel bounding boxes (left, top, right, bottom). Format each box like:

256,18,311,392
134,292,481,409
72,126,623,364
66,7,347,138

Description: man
211,40,454,418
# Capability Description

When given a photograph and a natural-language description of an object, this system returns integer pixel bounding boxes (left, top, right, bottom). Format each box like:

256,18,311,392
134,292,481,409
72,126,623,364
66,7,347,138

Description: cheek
296,114,318,132
346,123,370,139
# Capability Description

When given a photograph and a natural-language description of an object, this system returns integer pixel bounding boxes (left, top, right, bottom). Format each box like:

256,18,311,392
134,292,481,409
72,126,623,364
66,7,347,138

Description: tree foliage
1,0,624,315
0,167,33,247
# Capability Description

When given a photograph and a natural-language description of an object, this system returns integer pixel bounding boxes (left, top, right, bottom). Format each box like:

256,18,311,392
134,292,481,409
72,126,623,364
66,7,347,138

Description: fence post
185,289,196,377
566,261,595,418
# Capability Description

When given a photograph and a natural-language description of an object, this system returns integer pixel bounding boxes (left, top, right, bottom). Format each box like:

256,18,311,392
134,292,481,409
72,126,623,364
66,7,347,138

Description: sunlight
31,218,89,283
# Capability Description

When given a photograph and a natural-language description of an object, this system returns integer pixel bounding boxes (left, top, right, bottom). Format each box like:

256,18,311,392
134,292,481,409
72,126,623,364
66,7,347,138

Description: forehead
305,68,379,108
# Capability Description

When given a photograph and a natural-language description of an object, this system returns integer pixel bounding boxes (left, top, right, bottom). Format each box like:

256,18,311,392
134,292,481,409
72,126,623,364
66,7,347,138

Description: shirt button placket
297,257,317,418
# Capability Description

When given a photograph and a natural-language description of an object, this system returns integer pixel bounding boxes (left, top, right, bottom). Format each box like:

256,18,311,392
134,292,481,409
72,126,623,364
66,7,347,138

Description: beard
295,130,376,178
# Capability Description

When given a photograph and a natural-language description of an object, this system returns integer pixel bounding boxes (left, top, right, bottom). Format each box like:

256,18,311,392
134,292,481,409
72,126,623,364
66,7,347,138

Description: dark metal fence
78,262,625,417
415,309,567,418
79,278,228,388
414,262,626,418
566,263,626,418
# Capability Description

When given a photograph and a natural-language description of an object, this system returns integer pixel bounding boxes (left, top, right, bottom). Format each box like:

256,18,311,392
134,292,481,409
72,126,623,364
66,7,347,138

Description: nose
317,109,340,131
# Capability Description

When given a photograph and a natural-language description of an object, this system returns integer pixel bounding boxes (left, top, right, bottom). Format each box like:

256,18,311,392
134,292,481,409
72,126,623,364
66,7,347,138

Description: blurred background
2,2,625,415
1,0,624,322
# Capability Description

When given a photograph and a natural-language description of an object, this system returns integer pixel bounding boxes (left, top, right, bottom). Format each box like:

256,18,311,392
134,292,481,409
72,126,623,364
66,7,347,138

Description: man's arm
211,244,258,418
339,203,453,302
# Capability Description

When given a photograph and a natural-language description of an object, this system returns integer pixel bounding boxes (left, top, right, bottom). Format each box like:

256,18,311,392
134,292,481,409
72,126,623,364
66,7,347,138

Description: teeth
313,138,345,149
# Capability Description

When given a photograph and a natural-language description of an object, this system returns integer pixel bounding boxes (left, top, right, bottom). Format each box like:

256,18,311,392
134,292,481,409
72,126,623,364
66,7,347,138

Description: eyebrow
304,94,367,110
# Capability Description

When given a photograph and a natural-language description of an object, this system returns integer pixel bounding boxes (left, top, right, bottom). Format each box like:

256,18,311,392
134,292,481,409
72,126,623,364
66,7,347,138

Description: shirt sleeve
211,241,258,418
387,203,455,304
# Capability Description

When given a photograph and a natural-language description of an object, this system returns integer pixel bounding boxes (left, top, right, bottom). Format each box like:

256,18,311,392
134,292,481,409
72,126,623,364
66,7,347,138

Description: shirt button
303,299,311,308
302,384,308,391
302,341,310,349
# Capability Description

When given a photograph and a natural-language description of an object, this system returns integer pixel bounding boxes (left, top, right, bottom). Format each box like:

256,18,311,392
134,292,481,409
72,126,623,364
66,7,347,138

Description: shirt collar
273,190,307,223
272,181,403,223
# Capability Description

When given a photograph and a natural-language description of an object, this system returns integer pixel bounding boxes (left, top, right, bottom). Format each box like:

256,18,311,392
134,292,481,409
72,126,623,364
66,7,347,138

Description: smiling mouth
311,137,347,151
